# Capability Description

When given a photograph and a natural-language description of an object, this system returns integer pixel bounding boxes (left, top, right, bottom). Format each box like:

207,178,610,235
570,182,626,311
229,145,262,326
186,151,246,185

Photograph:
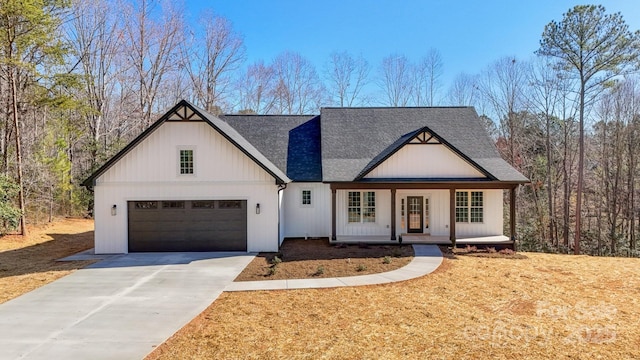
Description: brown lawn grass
0,218,96,304
235,238,414,281
148,251,640,360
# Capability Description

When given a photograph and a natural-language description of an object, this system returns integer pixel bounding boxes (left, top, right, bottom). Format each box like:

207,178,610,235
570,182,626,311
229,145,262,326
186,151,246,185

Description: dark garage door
128,200,247,252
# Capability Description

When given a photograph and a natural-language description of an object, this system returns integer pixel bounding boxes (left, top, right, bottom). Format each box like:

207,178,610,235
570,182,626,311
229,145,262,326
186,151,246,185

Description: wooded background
1,1,639,256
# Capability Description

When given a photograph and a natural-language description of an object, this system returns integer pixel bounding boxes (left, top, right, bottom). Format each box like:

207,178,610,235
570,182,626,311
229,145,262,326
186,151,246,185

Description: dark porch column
390,188,396,240
510,186,516,241
331,187,337,241
449,188,456,244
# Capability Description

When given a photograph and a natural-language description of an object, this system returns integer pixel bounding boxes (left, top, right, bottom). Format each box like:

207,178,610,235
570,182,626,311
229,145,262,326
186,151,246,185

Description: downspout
277,183,287,250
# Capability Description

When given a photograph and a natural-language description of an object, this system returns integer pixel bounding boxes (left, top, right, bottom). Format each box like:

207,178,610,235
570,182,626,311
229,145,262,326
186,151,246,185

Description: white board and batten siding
394,189,504,237
336,190,392,237
93,121,280,254
281,183,331,239
364,143,485,179
454,189,504,237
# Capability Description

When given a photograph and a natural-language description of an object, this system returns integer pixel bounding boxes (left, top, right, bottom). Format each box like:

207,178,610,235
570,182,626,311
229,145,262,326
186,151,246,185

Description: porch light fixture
111,204,117,216
256,203,260,214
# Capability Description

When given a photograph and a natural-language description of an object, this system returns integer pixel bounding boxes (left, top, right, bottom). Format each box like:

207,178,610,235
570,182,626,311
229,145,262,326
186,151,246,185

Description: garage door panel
128,200,247,252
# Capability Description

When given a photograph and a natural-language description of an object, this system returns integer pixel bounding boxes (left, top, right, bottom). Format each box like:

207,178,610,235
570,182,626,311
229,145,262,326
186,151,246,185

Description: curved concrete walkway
225,244,443,292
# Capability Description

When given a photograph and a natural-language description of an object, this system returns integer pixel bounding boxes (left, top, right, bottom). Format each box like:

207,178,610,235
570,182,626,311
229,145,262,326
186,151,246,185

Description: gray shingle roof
220,114,321,181
84,100,527,188
319,107,528,182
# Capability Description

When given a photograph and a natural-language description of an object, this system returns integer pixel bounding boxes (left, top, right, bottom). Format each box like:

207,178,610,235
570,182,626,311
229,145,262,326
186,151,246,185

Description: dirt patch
148,252,640,360
234,238,414,281
0,218,96,304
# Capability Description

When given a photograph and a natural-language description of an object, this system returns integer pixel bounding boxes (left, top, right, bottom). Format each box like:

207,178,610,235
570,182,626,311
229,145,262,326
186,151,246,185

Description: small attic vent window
179,149,194,175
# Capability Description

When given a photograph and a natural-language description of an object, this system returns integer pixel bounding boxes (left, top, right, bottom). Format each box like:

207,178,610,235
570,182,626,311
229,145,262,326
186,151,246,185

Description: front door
407,196,423,233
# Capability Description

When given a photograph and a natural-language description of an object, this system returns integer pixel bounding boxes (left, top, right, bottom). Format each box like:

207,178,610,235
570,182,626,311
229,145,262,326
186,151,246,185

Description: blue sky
187,1,640,94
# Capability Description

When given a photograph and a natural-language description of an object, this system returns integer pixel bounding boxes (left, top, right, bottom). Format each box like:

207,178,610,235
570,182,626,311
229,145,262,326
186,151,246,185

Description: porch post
331,186,337,241
449,188,456,245
510,186,516,241
390,188,396,240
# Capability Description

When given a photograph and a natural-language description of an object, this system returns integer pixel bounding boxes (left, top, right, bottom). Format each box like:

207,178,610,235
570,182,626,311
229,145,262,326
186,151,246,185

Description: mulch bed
234,238,414,281
440,245,529,259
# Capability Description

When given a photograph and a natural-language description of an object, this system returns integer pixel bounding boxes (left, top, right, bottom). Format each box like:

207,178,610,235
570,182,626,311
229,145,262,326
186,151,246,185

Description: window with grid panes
301,190,312,206
347,191,376,223
455,191,469,223
362,191,376,223
455,191,483,223
179,149,194,174
470,191,483,223
348,192,361,223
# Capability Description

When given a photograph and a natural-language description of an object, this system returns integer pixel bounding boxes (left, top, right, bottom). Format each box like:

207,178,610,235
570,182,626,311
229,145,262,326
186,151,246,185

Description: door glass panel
408,197,421,230
424,198,430,229
401,199,405,230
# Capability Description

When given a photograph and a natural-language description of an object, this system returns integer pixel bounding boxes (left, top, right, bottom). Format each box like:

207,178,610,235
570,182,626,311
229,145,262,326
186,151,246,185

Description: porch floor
335,234,513,246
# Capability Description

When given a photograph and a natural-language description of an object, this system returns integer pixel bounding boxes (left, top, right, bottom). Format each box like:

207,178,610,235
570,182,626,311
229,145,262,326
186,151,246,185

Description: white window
347,191,376,223
456,191,483,223
178,148,194,175
301,189,312,206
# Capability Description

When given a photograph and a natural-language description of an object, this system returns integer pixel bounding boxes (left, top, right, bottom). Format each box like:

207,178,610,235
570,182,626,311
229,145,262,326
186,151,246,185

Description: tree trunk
574,78,585,255
546,114,555,245
9,67,26,237
562,122,570,250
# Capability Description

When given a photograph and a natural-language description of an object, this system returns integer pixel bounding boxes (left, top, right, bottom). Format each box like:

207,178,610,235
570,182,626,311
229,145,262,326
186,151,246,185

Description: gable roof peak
82,99,290,188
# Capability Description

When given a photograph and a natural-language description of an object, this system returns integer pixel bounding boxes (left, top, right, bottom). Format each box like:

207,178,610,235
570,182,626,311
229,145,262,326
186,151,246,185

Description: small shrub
0,175,21,235
487,247,497,253
383,256,392,264
267,266,277,276
464,245,478,253
314,265,325,276
392,248,402,257
356,264,367,272
499,248,515,255
271,256,282,265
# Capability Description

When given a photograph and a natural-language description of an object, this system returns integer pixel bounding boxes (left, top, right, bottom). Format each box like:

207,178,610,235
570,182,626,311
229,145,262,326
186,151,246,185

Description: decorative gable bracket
167,105,203,121
409,131,441,144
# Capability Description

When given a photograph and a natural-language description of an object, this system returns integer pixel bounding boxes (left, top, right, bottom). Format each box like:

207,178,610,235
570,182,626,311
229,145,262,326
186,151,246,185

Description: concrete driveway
0,252,255,360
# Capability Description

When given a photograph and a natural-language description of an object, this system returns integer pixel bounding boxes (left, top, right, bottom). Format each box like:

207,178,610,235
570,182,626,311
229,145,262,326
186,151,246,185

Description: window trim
455,190,484,224
301,189,313,207
347,191,376,224
177,146,196,176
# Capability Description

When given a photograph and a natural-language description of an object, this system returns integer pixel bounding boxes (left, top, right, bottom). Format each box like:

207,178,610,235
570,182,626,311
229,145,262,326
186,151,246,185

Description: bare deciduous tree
378,54,412,106
122,0,184,128
272,51,325,115
477,57,529,165
235,61,277,114
325,51,370,107
411,48,443,106
68,0,122,168
181,11,245,114
527,58,565,245
447,72,479,107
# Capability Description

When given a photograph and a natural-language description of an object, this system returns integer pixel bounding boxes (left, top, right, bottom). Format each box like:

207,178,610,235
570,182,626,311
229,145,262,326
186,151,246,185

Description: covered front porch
330,182,520,246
